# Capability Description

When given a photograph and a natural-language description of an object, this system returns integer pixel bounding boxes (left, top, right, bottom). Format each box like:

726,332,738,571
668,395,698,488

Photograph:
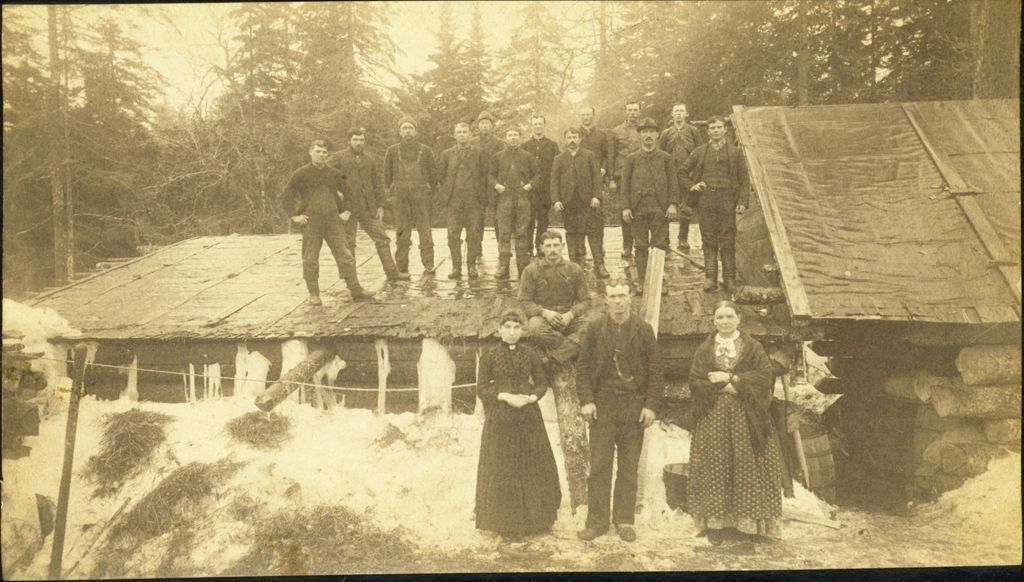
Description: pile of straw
85,409,174,495
225,411,292,450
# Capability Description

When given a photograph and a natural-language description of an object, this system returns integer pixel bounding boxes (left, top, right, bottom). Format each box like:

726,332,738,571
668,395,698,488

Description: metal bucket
663,462,689,511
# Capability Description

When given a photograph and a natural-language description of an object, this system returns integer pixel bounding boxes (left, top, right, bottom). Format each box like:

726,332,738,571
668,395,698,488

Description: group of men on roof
281,100,749,305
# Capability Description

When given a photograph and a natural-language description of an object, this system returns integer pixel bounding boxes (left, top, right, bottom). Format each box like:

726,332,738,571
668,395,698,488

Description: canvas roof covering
733,99,1021,324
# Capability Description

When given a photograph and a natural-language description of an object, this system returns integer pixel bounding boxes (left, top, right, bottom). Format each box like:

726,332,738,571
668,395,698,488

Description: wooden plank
732,105,813,318
901,102,1021,305
375,339,390,415
639,248,666,334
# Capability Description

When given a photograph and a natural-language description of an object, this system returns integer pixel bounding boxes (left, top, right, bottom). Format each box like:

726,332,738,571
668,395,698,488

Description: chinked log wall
813,340,1021,501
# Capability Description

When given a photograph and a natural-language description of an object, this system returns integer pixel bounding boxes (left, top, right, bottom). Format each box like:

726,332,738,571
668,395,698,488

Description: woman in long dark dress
475,310,562,540
688,300,782,543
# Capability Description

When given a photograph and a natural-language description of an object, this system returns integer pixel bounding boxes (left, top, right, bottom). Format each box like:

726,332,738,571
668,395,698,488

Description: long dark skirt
689,393,783,537
475,402,562,537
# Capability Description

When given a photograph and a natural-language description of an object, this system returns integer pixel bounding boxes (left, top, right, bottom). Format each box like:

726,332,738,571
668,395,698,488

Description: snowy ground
2,395,1020,578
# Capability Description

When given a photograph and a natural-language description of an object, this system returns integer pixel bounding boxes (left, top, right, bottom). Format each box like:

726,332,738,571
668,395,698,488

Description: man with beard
283,139,375,305
438,122,492,279
521,114,560,257
384,118,438,275
620,117,678,283
610,99,643,261
331,128,408,282
518,230,591,364
658,103,703,251
491,126,539,279
575,277,662,543
471,110,506,245
551,126,608,278
680,116,749,292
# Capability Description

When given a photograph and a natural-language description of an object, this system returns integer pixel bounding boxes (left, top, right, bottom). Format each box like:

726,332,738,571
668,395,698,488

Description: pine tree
499,1,574,123
416,1,475,149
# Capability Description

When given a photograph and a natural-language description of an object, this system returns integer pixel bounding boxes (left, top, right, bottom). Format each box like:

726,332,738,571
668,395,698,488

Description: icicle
473,349,484,419
188,363,197,402
122,354,139,402
418,339,455,414
313,356,346,411
207,363,222,398
281,340,309,404
234,344,250,397
246,351,271,396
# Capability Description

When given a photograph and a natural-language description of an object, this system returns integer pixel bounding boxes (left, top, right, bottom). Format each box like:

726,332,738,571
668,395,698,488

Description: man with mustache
680,116,749,292
551,126,608,278
519,230,591,364
332,128,408,282
659,103,702,251
438,122,492,279
609,99,643,261
620,117,679,283
384,118,438,275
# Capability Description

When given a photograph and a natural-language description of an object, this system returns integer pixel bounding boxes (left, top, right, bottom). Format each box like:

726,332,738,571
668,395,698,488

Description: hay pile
231,504,420,576
225,411,292,450
85,409,174,496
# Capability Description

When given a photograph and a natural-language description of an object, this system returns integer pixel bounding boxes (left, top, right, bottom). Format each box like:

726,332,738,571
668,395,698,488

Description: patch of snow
2,299,81,414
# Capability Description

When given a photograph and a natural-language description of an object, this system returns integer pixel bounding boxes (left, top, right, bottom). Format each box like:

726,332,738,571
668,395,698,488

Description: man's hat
476,110,496,124
637,117,659,132
398,116,417,129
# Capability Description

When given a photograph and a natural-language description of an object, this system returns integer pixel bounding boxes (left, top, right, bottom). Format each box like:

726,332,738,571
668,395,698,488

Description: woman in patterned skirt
688,300,782,544
475,310,562,541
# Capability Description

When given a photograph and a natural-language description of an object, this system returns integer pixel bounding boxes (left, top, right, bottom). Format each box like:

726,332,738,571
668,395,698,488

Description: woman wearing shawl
688,300,782,544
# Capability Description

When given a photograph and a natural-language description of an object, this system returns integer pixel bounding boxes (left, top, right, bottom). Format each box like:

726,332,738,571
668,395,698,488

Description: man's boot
636,253,648,285
496,253,511,280
679,222,693,251
448,252,462,280
703,247,719,292
468,265,479,279
345,276,376,301
421,247,435,275
721,248,737,292
380,251,409,282
305,281,323,305
594,263,610,279
516,259,530,279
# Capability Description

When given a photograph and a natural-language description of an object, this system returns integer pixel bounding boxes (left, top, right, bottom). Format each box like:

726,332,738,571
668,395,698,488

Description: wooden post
253,348,332,412
782,374,812,490
49,344,88,579
636,248,664,512
375,339,390,416
550,368,589,513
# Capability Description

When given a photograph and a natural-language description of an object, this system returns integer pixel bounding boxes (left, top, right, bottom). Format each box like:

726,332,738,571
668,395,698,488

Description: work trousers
392,182,435,272
447,196,484,270
676,203,695,243
524,196,551,256
563,204,605,267
697,188,738,281
613,180,634,255
300,215,356,295
525,313,588,363
631,210,669,283
497,190,532,272
586,391,645,529
344,213,399,277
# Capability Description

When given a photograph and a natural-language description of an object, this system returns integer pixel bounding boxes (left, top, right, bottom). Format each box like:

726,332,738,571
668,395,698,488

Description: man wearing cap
438,122,492,279
331,128,408,283
470,110,506,246
609,99,643,261
492,126,539,279
659,103,703,251
521,114,560,257
620,117,678,283
384,117,438,275
551,126,608,278
680,115,749,292
283,139,375,305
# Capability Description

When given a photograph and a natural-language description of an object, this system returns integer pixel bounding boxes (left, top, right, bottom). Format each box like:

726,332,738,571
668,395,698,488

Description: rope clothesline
32,356,478,394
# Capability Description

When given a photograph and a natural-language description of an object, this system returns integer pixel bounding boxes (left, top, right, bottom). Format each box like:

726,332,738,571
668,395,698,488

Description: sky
3,2,597,111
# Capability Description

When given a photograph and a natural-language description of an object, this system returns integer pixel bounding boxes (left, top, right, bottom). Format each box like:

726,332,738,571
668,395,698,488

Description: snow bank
2,299,81,413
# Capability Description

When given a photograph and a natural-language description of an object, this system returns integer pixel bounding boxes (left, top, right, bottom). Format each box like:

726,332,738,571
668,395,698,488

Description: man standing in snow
283,139,375,305
575,277,662,543
331,128,408,282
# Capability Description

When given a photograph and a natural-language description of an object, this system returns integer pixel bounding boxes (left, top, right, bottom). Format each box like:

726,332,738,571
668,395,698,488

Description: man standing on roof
438,122,492,279
384,117,438,276
621,117,679,284
470,110,506,246
521,114,560,258
492,126,539,279
659,103,703,251
579,105,613,182
283,139,375,305
332,128,409,283
680,115,749,292
551,126,608,278
519,230,591,364
609,99,643,261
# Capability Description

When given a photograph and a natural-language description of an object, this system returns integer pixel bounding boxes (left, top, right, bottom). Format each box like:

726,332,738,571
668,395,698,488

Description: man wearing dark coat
576,277,662,543
383,117,439,275
470,109,506,246
521,114,560,257
331,128,408,282
658,103,703,251
438,122,492,279
609,100,643,260
491,126,540,279
680,115,750,292
282,139,374,305
550,126,608,278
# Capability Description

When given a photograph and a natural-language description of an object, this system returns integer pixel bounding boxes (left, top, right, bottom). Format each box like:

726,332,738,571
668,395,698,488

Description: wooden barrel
799,422,836,503
663,463,689,511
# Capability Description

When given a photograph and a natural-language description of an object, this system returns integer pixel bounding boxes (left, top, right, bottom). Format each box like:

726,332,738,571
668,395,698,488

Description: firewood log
956,346,1022,386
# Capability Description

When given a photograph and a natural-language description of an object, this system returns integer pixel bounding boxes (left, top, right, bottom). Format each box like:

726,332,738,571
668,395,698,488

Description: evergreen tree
499,1,574,123
416,1,475,149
